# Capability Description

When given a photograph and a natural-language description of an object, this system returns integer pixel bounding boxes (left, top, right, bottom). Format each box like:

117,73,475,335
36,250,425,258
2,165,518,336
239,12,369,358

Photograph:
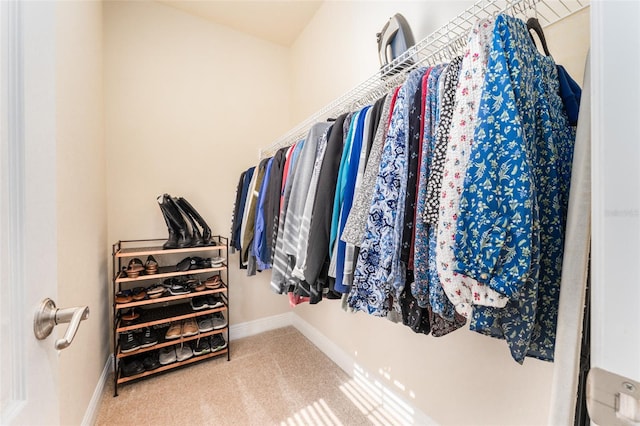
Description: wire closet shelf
259,0,588,159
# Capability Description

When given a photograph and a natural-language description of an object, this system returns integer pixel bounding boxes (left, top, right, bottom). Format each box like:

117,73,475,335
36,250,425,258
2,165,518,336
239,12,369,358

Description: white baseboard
229,312,293,340
291,314,438,426
81,355,113,426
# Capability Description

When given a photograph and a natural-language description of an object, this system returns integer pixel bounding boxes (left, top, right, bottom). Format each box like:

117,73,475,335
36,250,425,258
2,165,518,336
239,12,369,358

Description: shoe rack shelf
111,236,230,396
115,286,226,310
114,266,227,284
115,304,228,332
116,328,227,359
116,348,229,384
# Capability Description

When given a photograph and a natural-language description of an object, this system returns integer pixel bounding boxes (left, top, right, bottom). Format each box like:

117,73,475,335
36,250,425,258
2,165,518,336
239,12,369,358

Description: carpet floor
94,326,400,425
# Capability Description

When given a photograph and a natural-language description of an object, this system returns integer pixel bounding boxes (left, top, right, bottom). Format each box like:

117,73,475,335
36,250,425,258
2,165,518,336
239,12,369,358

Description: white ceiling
156,0,323,46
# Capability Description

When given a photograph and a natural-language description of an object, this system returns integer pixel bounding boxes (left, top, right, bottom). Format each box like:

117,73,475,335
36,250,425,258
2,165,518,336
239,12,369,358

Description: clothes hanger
526,0,551,58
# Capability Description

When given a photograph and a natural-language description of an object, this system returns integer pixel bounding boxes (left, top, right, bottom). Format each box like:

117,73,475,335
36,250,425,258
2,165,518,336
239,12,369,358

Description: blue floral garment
427,61,463,320
411,64,445,308
455,14,575,363
348,68,425,316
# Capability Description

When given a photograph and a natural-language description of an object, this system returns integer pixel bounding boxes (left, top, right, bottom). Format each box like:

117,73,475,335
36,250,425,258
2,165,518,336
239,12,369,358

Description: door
1,1,60,423
589,0,640,424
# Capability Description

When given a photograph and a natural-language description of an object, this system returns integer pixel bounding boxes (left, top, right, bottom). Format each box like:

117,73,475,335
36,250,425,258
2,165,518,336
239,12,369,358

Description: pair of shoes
142,352,160,371
158,344,193,364
159,346,176,365
204,275,222,289
126,258,145,278
190,294,224,311
139,327,159,348
121,358,145,377
119,331,141,353
164,318,199,339
176,256,211,272
145,255,158,274
193,338,211,356
131,287,147,301
209,333,227,352
120,308,140,322
115,290,132,304
164,279,191,296
211,256,225,267
197,312,227,332
147,284,165,299
157,194,215,249
119,328,159,353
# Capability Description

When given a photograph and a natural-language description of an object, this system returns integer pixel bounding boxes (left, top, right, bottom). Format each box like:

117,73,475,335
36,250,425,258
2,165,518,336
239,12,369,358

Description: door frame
0,0,60,423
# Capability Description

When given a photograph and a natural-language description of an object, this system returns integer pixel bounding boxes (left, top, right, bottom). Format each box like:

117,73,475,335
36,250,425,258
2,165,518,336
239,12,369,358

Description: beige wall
103,0,292,325
55,1,108,425
288,2,591,425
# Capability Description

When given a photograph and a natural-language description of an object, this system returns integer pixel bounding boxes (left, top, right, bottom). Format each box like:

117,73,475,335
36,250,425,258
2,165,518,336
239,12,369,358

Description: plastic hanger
527,17,551,56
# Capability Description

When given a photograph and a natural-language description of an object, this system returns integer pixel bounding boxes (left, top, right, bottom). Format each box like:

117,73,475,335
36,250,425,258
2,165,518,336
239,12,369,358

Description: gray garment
271,123,330,293
291,125,332,281
340,92,396,246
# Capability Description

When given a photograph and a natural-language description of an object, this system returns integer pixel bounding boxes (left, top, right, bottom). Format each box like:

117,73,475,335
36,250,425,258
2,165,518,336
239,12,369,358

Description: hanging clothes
341,89,399,246
435,17,509,318
253,156,274,271
290,124,333,282
455,14,575,363
333,105,372,293
301,113,349,302
270,140,305,292
348,67,425,316
263,146,289,266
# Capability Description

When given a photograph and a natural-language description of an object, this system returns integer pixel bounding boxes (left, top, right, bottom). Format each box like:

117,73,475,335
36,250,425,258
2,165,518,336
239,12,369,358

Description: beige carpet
94,326,401,426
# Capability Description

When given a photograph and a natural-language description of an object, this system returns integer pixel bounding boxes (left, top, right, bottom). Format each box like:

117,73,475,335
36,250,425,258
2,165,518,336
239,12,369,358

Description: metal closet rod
259,0,589,159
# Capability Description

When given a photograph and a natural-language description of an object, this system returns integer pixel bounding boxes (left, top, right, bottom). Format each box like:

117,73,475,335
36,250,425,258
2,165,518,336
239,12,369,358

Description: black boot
177,197,214,245
174,197,204,246
159,194,192,248
157,195,178,249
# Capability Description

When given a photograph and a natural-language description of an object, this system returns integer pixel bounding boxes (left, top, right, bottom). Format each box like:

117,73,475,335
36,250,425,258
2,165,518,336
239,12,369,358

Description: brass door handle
34,298,90,350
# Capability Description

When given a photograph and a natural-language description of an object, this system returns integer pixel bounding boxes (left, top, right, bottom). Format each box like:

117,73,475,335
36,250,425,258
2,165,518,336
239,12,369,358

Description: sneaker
139,327,158,348
193,338,211,356
175,344,193,362
165,321,183,340
119,331,141,354
182,317,199,337
197,315,214,333
210,334,227,352
167,283,190,296
190,296,208,311
211,312,227,330
159,346,176,365
142,352,161,371
121,359,145,377
206,294,224,309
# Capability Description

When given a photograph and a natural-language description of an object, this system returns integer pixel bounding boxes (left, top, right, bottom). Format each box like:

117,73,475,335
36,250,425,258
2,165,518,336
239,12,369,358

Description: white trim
81,356,113,426
291,314,438,425
229,312,294,341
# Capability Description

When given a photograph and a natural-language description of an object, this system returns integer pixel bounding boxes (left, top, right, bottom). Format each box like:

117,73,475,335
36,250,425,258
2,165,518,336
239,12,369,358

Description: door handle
34,298,90,350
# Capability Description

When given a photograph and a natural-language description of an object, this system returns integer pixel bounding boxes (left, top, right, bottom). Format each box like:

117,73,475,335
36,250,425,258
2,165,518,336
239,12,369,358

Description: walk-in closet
3,1,638,425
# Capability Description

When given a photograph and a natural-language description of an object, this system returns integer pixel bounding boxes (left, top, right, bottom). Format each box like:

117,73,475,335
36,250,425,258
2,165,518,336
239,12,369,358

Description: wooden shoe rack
111,236,229,396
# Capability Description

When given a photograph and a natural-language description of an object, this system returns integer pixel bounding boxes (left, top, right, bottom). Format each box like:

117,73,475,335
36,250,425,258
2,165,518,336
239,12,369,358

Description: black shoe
119,331,141,354
210,334,227,352
139,327,158,348
190,296,208,311
121,359,145,377
142,352,161,371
